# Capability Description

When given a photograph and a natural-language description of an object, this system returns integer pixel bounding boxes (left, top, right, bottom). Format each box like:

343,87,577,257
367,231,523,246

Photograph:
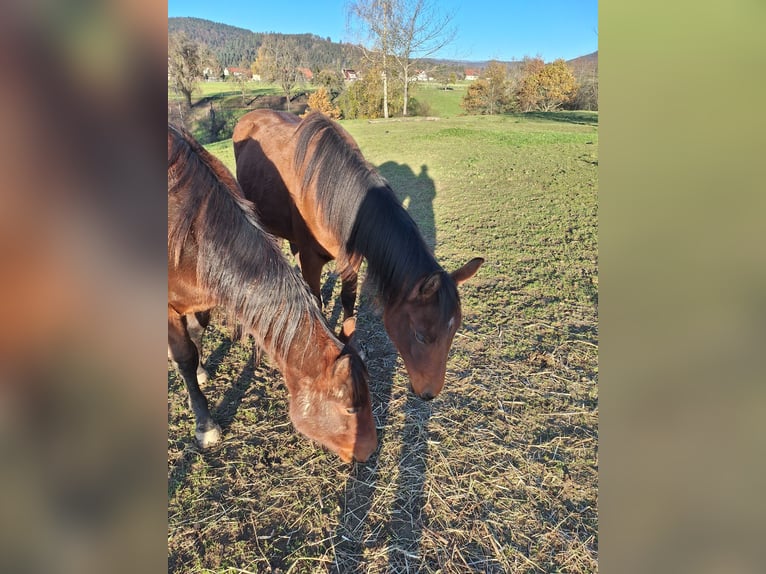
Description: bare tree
347,0,396,118
389,0,456,115
254,35,304,112
348,0,455,117
168,32,204,108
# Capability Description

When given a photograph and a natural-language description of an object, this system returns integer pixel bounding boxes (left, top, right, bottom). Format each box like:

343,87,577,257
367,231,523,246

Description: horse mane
168,123,331,361
293,113,459,319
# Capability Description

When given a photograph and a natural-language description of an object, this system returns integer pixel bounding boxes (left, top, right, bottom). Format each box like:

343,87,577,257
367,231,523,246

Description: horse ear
451,257,484,286
332,353,352,379
338,316,356,344
340,317,366,359
410,272,442,301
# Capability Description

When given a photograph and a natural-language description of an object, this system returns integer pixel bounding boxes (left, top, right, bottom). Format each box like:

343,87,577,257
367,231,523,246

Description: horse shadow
330,161,437,572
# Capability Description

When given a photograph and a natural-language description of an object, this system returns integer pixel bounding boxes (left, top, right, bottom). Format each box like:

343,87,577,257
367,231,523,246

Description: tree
567,60,598,111
232,72,250,105
515,57,545,112
348,0,455,117
315,69,344,97
461,79,491,114
516,58,577,112
337,61,406,119
305,87,341,119
254,35,304,112
347,0,396,118
460,61,513,115
388,0,455,115
168,32,204,108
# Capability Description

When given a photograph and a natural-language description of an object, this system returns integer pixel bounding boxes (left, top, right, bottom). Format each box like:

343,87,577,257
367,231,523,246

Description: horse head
383,257,484,400
287,318,377,462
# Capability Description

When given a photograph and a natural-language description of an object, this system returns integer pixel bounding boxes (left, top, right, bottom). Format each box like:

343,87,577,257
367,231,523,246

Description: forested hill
169,16,597,74
168,17,362,71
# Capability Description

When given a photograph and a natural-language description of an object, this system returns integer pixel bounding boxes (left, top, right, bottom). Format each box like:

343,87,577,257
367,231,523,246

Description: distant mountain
424,51,597,73
567,51,598,73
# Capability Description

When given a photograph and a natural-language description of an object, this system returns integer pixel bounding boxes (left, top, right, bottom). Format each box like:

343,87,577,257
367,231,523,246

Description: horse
232,110,484,400
167,123,377,463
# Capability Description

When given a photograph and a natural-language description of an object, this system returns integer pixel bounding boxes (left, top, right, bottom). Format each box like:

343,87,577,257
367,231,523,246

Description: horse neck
187,187,339,374
346,184,441,306
267,315,341,389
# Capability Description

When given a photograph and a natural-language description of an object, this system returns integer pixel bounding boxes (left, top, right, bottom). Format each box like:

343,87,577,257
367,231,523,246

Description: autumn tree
168,32,204,108
461,79,491,114
514,57,544,112
305,87,341,119
337,62,406,119
516,58,577,112
254,35,305,111
460,61,513,115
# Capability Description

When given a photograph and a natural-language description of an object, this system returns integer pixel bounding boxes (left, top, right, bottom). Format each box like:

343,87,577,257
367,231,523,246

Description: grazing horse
233,110,484,400
167,123,377,462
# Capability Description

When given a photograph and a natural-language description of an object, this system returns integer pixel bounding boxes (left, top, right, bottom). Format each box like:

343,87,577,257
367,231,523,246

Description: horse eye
414,331,426,344
346,407,359,415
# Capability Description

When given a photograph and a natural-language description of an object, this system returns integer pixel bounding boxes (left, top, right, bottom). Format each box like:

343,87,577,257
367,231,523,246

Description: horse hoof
195,424,222,448
196,366,209,384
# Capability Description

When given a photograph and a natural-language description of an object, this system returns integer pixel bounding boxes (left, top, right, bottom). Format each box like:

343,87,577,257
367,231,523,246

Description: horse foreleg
168,310,221,448
296,249,326,310
186,310,211,384
340,268,358,322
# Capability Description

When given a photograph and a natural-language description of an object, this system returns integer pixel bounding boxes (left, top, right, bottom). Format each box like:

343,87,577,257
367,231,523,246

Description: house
342,68,358,81
413,70,431,82
224,67,253,79
465,68,480,81
297,67,314,81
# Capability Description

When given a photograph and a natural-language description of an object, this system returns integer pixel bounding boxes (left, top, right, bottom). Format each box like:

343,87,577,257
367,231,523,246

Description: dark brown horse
233,110,484,400
168,123,377,462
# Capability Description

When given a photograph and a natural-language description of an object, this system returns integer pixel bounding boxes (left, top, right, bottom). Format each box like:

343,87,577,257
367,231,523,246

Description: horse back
233,110,335,257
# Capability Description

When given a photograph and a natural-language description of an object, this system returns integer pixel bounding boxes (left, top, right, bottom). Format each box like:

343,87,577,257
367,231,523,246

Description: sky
167,0,598,62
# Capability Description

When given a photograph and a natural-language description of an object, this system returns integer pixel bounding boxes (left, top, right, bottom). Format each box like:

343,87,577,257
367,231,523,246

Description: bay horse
167,123,377,462
232,110,484,400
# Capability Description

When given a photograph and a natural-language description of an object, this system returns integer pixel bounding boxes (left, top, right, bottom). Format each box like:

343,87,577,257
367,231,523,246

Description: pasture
168,108,598,572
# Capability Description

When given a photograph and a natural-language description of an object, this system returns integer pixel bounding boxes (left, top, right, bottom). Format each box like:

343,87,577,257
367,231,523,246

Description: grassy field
169,104,598,572
409,82,470,117
169,80,286,100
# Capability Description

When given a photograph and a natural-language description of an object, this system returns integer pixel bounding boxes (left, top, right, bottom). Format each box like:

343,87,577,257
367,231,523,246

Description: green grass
169,80,286,101
410,82,469,117
171,111,598,573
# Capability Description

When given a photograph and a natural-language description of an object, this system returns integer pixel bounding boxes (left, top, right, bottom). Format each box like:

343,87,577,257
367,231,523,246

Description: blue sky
168,0,598,62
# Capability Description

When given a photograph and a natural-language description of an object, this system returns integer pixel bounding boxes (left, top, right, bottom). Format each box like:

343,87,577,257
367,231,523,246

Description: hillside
567,51,598,74
169,16,362,71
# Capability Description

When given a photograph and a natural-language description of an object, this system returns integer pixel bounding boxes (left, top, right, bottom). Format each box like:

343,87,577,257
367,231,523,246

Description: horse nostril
420,391,434,401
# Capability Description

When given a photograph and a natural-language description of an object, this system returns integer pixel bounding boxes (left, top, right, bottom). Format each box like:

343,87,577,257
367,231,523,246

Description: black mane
168,123,333,361
293,113,459,317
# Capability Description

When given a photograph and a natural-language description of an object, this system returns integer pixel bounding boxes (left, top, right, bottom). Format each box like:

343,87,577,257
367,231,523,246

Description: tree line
461,57,597,114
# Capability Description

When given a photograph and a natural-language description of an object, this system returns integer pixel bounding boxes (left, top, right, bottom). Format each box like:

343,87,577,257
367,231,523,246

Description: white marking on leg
196,423,222,448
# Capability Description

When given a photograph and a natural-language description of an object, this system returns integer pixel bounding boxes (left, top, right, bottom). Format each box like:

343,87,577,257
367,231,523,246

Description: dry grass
169,112,598,573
